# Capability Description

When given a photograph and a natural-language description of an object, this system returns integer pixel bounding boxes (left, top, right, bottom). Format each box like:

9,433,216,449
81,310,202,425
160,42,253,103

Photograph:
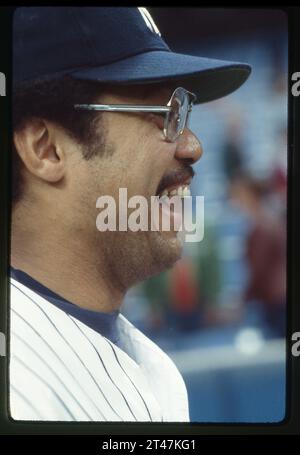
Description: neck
11,204,125,313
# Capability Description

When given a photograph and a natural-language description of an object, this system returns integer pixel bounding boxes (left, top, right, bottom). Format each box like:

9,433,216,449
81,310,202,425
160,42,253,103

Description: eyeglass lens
166,89,190,142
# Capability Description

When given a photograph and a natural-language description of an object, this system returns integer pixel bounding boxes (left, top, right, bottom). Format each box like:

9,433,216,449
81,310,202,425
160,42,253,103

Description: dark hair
12,75,107,204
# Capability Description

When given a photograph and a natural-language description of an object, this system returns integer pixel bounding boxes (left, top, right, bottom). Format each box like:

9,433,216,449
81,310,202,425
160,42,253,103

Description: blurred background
122,8,288,423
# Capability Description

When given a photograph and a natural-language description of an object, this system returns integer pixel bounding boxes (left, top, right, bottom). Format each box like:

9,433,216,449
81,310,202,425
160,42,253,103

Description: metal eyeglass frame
74,86,197,142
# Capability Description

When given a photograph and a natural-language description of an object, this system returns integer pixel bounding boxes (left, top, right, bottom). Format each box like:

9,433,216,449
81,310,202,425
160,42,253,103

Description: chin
113,230,183,289
149,230,183,272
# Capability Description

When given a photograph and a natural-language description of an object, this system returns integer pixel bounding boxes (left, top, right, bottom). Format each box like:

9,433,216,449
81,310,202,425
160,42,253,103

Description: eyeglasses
74,87,197,142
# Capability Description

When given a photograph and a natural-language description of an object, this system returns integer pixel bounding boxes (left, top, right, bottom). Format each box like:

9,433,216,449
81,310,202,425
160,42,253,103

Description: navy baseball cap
13,7,251,104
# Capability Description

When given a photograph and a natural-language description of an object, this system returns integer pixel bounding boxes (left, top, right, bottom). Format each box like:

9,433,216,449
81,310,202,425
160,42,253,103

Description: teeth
159,185,191,199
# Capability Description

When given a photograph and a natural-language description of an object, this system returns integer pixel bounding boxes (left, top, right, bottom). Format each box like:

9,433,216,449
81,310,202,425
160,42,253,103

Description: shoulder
10,279,189,421
10,279,85,420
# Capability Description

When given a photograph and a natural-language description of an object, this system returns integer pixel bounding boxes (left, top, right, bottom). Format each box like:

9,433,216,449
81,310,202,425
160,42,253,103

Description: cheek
124,144,171,196
102,116,176,195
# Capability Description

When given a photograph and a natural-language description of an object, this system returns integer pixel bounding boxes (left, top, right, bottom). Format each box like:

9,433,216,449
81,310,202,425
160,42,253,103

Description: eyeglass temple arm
74,104,171,113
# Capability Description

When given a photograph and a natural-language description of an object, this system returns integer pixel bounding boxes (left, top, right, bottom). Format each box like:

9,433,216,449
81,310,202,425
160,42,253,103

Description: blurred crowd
139,165,286,339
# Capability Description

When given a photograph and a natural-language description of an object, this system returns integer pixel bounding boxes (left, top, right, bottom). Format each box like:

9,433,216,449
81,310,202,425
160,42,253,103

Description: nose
174,128,203,164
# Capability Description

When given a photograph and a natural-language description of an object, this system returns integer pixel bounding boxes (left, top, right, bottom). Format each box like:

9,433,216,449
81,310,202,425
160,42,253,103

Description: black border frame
0,5,299,438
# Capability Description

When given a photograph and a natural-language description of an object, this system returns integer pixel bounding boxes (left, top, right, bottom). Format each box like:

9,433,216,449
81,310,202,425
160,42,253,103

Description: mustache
156,164,195,195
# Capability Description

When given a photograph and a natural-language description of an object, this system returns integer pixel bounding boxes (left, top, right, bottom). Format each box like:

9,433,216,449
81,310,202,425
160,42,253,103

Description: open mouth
159,184,191,199
155,167,194,199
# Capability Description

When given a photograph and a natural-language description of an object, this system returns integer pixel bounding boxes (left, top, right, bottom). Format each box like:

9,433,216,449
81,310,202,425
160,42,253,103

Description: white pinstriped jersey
9,278,189,421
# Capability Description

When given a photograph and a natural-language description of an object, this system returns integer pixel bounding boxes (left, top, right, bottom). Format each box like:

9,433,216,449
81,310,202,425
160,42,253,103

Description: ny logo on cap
138,7,161,36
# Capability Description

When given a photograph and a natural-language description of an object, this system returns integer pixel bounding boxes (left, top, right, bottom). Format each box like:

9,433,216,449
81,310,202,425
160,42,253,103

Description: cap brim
70,50,251,104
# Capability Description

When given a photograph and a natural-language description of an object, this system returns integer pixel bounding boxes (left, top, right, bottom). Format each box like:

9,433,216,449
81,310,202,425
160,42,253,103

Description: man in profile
10,7,251,421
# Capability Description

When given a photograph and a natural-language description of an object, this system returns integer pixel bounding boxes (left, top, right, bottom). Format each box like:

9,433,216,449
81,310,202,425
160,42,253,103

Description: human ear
13,118,66,183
